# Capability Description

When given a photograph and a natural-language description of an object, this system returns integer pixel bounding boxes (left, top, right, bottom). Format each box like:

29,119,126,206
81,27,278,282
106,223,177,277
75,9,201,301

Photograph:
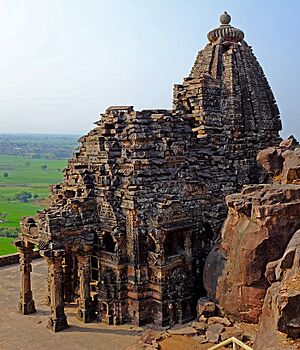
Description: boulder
196,297,217,318
204,184,300,323
191,320,208,334
282,148,300,184
256,146,284,179
255,230,300,349
207,316,232,327
220,326,243,341
205,323,224,343
279,136,298,149
257,137,300,184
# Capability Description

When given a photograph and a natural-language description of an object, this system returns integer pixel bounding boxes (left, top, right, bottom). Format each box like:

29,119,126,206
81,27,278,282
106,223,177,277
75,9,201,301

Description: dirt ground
0,260,142,350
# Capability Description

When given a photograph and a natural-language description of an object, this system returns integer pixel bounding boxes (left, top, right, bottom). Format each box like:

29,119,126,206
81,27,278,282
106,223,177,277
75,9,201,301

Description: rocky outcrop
254,229,300,349
204,140,300,348
204,184,300,323
256,135,299,183
204,140,300,325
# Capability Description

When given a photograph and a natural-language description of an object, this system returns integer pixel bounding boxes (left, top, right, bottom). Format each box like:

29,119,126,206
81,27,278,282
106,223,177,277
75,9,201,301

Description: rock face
204,141,300,348
16,13,282,330
257,135,299,184
204,184,300,323
254,229,300,349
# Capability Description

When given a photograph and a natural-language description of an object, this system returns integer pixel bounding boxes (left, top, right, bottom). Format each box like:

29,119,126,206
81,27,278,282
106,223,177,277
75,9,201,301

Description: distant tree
24,161,31,167
33,194,39,199
14,191,32,203
41,165,48,170
0,212,7,223
3,172,8,178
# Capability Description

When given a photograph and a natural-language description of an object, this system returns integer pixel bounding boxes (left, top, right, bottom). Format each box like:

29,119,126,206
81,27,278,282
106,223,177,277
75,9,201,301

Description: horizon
0,0,299,138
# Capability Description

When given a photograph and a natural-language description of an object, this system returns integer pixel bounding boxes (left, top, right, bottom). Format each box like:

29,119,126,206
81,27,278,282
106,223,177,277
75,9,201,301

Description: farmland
0,134,78,255
0,237,16,255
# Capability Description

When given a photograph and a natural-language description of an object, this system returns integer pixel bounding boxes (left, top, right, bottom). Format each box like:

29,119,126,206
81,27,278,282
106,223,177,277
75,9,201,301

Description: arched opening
103,232,116,253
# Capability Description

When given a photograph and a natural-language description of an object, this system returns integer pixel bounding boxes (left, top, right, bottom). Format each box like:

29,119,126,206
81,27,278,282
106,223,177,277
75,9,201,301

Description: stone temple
16,12,281,331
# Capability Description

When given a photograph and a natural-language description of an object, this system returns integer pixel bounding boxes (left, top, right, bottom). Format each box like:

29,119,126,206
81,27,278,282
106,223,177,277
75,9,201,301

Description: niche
164,231,185,257
103,232,116,253
203,222,214,241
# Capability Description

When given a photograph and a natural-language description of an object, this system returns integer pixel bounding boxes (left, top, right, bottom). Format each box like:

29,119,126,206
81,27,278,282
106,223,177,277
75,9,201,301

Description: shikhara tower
17,12,281,331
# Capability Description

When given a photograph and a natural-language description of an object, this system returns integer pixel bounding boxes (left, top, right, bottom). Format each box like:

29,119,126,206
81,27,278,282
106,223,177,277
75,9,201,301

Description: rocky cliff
203,138,300,348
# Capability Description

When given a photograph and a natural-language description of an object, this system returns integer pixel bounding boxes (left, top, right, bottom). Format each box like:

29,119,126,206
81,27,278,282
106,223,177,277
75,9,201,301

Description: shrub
14,191,32,203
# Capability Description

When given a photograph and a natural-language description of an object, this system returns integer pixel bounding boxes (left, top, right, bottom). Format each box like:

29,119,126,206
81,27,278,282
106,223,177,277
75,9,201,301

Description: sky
0,0,299,138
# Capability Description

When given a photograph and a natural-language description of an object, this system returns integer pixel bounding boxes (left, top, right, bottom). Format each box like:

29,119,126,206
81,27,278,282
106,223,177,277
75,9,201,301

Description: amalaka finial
220,11,231,25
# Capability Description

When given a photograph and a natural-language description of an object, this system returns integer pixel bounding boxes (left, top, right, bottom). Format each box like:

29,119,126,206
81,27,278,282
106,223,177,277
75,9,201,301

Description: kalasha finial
207,11,244,44
220,11,231,25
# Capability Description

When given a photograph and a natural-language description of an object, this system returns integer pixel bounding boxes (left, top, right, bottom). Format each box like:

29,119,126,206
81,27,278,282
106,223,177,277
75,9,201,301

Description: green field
0,155,67,255
0,237,17,255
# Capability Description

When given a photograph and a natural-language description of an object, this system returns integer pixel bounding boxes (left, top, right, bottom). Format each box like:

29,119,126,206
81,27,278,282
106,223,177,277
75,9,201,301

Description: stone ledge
0,251,40,267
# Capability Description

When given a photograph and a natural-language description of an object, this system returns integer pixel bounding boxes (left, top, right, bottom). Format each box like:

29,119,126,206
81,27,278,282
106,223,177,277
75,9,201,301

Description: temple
16,12,281,331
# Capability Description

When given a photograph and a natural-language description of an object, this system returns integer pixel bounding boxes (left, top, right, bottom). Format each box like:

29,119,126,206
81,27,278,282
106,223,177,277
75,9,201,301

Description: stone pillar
77,253,94,322
44,249,69,332
16,241,36,315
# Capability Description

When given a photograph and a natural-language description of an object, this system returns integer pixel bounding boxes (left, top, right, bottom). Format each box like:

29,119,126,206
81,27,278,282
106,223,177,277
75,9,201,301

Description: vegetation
0,237,17,255
0,134,76,255
0,133,78,159
0,155,67,231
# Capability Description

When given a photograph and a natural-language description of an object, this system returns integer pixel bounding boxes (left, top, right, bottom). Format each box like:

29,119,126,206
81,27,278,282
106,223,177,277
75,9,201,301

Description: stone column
44,249,69,332
16,241,36,315
77,252,94,322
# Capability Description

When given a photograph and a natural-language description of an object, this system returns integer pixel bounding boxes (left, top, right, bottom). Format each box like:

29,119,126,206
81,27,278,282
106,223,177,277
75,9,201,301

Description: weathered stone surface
282,148,300,184
196,297,216,318
255,230,300,349
257,137,300,184
220,326,243,341
168,327,198,336
140,330,162,345
205,323,224,343
191,320,208,334
204,184,300,323
207,316,232,327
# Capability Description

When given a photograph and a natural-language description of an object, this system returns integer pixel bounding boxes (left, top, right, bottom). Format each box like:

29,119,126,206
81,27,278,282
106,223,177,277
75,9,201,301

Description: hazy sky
0,0,299,138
